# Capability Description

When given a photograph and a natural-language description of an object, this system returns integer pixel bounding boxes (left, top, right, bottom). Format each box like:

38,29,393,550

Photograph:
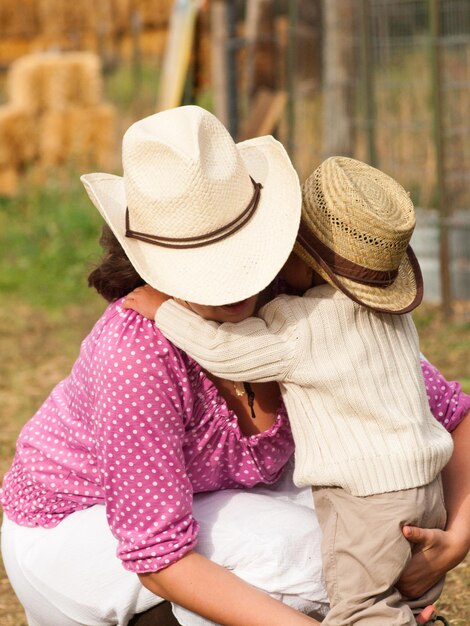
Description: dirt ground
0,301,469,625
0,302,104,626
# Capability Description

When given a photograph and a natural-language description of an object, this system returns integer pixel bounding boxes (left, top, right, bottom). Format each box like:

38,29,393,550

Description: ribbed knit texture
156,285,453,496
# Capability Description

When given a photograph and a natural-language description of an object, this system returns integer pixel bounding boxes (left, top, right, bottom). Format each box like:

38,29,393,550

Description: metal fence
219,0,470,306
1,0,469,305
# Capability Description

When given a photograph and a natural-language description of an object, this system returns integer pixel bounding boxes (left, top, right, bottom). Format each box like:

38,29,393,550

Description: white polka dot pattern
420,358,470,431
0,300,294,573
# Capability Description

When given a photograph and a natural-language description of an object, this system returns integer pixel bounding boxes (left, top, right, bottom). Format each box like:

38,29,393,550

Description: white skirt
1,460,328,626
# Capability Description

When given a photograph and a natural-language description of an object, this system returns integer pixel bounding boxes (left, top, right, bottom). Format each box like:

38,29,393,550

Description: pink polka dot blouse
1,301,292,573
1,300,469,574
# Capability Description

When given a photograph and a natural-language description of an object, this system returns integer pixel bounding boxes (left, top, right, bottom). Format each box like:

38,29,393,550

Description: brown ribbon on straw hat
297,220,399,287
294,156,424,314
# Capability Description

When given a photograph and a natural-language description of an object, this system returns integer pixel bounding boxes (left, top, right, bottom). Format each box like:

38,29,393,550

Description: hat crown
304,156,416,272
123,106,253,240
81,104,302,306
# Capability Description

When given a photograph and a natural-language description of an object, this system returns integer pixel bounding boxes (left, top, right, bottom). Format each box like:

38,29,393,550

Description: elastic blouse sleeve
421,356,470,431
89,306,198,573
182,365,295,492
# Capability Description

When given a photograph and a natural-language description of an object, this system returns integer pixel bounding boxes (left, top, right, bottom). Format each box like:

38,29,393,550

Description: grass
0,296,106,626
413,301,470,395
0,175,104,309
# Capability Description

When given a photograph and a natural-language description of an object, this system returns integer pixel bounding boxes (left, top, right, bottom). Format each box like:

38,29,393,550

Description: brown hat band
297,219,399,287
125,177,262,249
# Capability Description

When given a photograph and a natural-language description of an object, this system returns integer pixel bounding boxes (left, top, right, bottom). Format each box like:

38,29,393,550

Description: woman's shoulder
83,298,192,377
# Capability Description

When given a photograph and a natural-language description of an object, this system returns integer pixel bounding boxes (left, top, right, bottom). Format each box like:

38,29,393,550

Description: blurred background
0,1,469,624
1,0,470,308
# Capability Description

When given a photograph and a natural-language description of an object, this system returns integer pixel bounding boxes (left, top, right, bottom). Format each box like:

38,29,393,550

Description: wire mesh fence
0,0,469,304
255,0,470,207
223,0,470,305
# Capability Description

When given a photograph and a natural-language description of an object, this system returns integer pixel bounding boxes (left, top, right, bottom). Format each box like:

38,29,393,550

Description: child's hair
88,224,145,302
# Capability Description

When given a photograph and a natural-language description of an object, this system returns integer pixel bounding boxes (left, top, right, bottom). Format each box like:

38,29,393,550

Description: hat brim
294,241,423,314
81,136,301,305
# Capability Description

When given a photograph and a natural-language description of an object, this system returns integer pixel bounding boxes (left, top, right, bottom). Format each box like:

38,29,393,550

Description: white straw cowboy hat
295,156,423,314
81,105,301,305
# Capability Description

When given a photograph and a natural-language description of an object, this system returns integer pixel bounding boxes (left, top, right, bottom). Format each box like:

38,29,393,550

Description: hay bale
70,52,103,105
38,110,69,167
4,50,116,181
36,0,118,40
0,0,38,37
136,0,174,28
0,166,20,196
36,0,91,39
0,105,36,168
136,27,168,57
110,0,133,34
0,0,174,66
41,52,103,109
0,105,36,196
0,37,35,68
7,54,45,114
66,104,117,169
36,0,68,39
88,103,117,168
39,104,116,170
8,51,103,113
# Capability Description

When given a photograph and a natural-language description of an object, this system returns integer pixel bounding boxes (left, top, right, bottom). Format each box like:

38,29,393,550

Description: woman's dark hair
88,224,145,302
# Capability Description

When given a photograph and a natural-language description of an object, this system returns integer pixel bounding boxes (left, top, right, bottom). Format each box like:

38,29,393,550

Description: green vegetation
0,176,103,309
104,60,161,117
413,304,470,394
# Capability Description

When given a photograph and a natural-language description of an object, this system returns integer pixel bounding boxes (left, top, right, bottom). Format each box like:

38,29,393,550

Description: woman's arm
139,550,319,626
397,409,470,597
398,359,470,597
441,407,470,551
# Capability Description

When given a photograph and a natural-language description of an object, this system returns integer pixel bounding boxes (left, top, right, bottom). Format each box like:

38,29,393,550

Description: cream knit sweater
156,284,453,496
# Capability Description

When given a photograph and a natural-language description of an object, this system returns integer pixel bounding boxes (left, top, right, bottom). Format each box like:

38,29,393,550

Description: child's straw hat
81,106,301,305
295,156,423,314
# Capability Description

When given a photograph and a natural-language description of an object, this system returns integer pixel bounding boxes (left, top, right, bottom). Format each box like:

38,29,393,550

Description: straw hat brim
81,135,301,305
294,241,423,314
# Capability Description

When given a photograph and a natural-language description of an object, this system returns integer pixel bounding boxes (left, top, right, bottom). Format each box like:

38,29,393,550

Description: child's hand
123,285,171,320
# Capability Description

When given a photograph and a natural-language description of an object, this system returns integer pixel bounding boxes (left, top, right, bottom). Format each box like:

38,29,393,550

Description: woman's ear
280,252,314,291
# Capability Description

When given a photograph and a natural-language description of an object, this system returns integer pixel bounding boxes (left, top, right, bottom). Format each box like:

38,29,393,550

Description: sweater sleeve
155,299,299,382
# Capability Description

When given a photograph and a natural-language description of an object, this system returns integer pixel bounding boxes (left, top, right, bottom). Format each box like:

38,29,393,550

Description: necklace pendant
233,381,246,397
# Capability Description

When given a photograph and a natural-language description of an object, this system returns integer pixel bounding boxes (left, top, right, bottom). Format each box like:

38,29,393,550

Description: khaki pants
313,476,446,626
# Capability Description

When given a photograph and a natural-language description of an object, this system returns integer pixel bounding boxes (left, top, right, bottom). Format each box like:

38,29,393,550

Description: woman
1,106,469,626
